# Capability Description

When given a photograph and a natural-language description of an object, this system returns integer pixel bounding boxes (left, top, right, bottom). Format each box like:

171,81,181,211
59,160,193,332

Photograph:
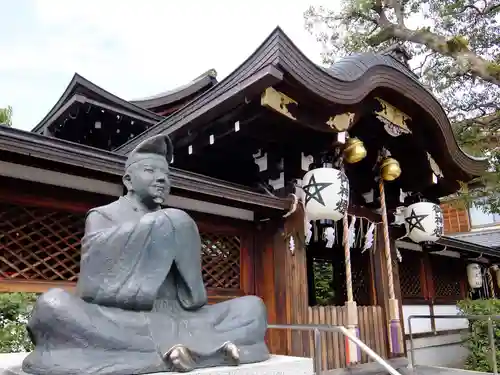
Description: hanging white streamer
396,246,402,262
289,236,295,255
348,216,357,248
305,221,312,245
362,222,375,252
323,226,336,248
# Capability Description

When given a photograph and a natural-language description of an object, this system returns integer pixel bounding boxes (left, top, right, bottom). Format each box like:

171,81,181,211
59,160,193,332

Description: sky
0,0,329,131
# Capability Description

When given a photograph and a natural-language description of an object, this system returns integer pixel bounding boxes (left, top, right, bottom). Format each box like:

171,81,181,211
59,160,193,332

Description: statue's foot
163,344,195,372
220,341,240,365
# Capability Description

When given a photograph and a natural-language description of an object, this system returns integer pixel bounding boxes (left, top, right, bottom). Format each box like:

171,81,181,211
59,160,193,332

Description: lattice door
0,202,242,290
0,202,84,282
200,232,241,289
429,254,463,301
398,249,424,300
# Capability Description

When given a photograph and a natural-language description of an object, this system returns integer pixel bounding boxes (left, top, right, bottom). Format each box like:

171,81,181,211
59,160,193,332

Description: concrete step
0,353,314,375
401,366,494,375
323,358,409,375
322,358,493,375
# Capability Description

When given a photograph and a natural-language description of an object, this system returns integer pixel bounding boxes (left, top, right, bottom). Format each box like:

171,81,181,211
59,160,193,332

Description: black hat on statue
125,134,174,169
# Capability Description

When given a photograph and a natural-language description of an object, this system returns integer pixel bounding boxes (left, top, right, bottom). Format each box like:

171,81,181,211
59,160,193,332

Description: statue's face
124,155,170,207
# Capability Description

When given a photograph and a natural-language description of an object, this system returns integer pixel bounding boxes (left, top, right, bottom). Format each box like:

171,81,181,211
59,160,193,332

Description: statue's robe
22,197,269,375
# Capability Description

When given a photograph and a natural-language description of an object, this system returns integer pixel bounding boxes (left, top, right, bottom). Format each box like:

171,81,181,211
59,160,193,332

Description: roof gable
114,26,487,179
32,73,162,134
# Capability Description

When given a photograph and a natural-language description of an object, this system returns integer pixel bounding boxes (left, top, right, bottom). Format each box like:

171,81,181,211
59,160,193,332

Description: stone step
0,353,314,375
323,358,410,375
401,366,495,375
321,358,494,375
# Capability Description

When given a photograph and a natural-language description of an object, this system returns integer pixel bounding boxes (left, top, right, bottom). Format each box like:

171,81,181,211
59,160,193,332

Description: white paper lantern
467,263,483,289
403,202,444,243
301,167,349,222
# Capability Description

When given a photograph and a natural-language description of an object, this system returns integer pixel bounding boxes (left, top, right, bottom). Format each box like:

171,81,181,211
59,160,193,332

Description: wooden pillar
254,205,310,358
254,218,284,354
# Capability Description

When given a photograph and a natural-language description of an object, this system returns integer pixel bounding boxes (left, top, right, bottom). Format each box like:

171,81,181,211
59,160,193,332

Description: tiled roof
451,228,500,249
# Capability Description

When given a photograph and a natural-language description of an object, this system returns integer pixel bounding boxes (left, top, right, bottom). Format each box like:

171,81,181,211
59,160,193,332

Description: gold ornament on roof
375,98,412,137
343,137,367,164
260,87,298,120
326,112,356,132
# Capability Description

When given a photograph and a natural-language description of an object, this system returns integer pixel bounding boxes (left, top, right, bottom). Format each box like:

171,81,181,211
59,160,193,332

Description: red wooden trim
207,287,245,297
0,280,245,299
0,279,76,293
419,255,429,300
240,233,256,295
423,253,436,301
0,188,92,214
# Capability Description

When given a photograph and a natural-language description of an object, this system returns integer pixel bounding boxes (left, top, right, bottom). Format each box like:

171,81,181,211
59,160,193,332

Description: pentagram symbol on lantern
302,174,332,207
405,209,428,232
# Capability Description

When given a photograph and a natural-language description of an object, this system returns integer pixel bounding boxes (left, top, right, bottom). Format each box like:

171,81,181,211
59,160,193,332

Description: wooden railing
308,305,388,369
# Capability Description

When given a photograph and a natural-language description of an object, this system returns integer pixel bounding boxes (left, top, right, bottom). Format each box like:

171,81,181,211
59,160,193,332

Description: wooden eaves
115,26,488,182
0,126,289,211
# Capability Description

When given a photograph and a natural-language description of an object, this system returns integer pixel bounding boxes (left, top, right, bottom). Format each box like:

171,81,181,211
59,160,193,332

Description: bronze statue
22,134,269,374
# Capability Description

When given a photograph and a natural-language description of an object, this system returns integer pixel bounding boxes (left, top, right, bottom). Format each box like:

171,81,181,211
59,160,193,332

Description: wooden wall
441,201,470,234
309,305,387,369
254,206,390,364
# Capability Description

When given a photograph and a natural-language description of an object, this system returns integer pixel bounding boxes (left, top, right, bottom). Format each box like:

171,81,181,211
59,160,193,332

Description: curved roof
326,52,417,83
115,26,488,180
130,69,218,110
32,73,163,133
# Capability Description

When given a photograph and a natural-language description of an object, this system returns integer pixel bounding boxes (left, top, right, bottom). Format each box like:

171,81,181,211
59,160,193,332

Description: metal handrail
408,314,499,375
268,323,403,375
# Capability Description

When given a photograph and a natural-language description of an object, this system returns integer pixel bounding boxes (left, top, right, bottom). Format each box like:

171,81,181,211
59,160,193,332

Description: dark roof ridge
31,73,162,133
130,69,218,109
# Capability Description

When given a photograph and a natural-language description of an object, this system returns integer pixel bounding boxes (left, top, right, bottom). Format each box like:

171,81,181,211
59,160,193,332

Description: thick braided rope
488,268,496,298
379,178,395,300
343,213,354,302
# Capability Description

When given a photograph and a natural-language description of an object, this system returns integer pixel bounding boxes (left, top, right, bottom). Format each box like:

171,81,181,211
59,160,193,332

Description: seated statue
22,134,269,374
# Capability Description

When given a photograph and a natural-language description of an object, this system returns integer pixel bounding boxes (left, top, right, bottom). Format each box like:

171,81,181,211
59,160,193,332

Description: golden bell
343,137,367,164
380,157,401,181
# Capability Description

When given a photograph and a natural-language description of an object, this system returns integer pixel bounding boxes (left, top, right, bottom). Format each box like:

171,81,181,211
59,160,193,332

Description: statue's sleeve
165,209,208,310
76,210,175,311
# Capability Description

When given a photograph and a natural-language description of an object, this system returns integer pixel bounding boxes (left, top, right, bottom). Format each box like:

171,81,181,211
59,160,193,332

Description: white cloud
0,0,329,130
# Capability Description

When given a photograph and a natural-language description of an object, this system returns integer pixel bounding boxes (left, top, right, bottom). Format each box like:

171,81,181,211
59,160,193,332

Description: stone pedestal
0,353,314,375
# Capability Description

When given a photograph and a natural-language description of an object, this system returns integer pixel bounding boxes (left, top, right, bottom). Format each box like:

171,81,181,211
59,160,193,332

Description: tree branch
368,25,500,86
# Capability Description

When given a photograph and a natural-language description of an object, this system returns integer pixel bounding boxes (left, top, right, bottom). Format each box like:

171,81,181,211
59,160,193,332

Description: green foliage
0,293,37,353
313,261,336,305
304,0,500,213
0,106,13,126
457,299,500,372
